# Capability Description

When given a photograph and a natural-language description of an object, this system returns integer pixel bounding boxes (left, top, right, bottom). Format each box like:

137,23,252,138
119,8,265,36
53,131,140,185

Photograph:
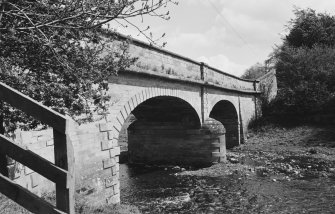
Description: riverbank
183,125,335,179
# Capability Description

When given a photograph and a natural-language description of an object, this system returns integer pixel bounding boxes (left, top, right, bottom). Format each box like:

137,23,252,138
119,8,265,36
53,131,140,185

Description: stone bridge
7,35,271,206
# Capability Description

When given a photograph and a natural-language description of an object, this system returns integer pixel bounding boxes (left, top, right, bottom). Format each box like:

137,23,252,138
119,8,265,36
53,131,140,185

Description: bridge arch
106,87,202,142
209,100,240,148
130,95,201,127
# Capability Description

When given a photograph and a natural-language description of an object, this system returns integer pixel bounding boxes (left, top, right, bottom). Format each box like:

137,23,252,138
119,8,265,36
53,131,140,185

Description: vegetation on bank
243,8,335,125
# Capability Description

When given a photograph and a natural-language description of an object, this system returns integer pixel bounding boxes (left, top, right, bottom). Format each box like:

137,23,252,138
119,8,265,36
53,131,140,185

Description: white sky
111,0,335,77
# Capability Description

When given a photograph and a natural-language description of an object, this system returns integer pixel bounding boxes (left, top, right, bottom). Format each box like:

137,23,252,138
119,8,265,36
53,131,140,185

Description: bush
269,45,335,122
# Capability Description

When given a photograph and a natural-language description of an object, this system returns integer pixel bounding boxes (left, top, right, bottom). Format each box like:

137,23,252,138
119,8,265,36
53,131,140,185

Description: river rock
177,193,190,202
228,157,239,163
309,148,317,154
172,166,181,170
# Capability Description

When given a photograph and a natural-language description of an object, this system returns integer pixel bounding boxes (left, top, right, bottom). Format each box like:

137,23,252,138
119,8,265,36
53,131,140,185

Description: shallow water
120,164,335,214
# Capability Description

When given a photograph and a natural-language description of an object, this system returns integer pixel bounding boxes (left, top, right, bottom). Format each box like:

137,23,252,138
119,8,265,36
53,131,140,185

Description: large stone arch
209,99,240,148
125,95,203,165
105,87,202,142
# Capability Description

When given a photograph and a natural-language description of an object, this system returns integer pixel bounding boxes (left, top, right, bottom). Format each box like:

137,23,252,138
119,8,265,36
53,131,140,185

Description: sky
111,0,335,77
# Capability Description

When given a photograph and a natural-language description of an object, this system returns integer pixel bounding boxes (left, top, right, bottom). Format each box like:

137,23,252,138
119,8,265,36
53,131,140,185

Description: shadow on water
120,163,335,214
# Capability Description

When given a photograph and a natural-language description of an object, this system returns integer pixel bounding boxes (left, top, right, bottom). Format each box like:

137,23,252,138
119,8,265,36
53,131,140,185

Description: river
119,163,335,214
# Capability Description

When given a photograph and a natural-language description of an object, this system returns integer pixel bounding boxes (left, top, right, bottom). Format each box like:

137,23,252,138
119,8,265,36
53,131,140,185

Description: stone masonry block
99,123,107,132
101,140,110,151
124,104,131,116
102,158,116,169
108,129,119,140
132,94,138,106
113,122,122,133
27,140,47,151
46,139,54,146
112,171,119,180
104,116,122,130
31,173,40,188
135,93,142,104
99,131,109,142
113,183,120,195
149,87,155,98
129,98,135,110
33,129,53,137
77,125,98,135
141,90,146,101
148,88,153,98
26,136,39,144
7,164,20,180
129,100,135,112
155,86,160,95
25,166,34,175
143,89,148,101
111,165,119,176
105,114,114,123
109,147,121,157
37,135,51,142
155,87,160,96
101,140,118,151
99,123,114,132
116,114,125,126
20,132,33,142
107,193,120,204
120,108,128,121
105,176,118,188
110,139,118,148
154,87,161,96
7,156,15,165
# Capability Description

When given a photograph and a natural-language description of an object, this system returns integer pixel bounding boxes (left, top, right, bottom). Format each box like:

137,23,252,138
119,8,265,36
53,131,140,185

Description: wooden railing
0,82,76,214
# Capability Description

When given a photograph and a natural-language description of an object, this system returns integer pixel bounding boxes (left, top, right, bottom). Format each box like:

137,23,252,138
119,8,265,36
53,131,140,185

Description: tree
0,0,178,131
285,8,335,48
241,62,268,79
267,8,335,122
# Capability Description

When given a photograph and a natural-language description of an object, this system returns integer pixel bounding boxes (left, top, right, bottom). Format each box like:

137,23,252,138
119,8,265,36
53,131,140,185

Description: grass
0,191,140,214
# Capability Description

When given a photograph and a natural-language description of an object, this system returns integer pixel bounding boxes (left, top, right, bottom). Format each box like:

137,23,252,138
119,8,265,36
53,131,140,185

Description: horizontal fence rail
0,174,66,214
0,82,76,214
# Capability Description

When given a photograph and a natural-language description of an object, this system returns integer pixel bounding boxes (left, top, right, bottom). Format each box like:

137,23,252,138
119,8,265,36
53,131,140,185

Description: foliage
285,8,335,48
0,0,178,131
241,62,268,79
266,8,335,123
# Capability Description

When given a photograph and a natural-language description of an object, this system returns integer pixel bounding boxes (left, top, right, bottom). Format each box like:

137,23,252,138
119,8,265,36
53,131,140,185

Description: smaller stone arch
209,100,240,148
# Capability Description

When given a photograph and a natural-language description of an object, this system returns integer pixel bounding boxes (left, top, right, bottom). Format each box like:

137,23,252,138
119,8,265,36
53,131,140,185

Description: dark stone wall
128,119,226,166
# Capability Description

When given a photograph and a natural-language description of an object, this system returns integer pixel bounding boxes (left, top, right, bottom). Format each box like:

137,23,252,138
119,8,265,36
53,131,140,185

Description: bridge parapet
203,64,257,92
128,42,202,81
113,33,260,94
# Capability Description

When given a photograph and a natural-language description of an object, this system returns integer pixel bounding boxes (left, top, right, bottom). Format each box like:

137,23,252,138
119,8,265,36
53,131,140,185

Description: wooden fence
0,82,76,214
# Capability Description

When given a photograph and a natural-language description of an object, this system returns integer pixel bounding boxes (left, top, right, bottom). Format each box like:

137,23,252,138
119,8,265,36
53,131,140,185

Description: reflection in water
120,164,335,214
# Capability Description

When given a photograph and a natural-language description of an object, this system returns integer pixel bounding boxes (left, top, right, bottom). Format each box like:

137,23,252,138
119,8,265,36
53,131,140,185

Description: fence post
53,118,75,214
0,103,8,177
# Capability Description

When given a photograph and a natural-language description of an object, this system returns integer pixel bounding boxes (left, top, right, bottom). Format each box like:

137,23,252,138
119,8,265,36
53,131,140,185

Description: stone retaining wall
8,119,121,204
